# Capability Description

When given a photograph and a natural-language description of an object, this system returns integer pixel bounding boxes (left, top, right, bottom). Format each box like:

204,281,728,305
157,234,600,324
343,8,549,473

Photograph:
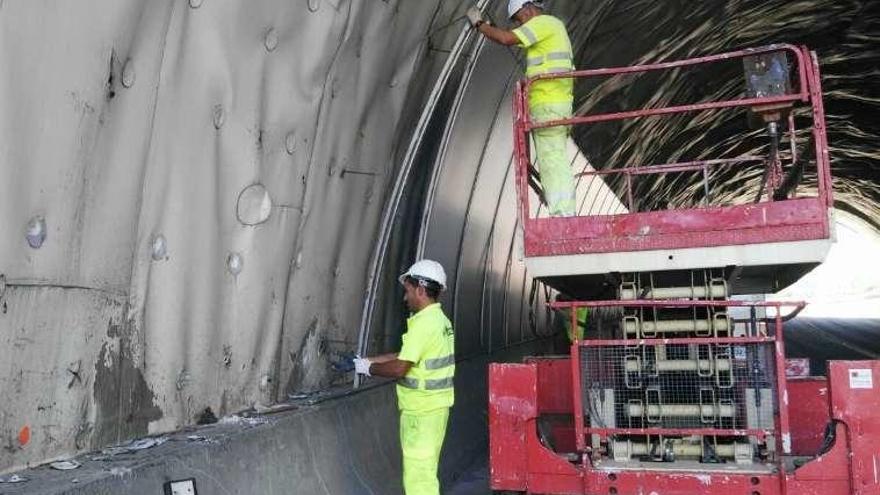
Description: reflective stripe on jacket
512,15,574,106
396,303,455,413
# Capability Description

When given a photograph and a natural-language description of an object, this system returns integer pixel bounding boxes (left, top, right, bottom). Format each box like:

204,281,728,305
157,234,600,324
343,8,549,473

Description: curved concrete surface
0,0,562,476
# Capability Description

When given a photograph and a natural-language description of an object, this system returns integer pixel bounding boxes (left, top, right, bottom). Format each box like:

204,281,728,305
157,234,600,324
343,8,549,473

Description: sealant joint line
340,169,380,178
427,14,467,39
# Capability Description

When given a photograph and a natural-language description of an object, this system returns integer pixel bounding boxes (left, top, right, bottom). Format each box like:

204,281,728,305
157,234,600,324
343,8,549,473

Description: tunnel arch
0,0,876,476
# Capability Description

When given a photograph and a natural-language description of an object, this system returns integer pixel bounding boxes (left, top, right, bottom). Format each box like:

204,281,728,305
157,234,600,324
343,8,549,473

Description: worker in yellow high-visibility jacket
468,0,576,216
554,293,588,342
562,305,589,343
354,260,455,495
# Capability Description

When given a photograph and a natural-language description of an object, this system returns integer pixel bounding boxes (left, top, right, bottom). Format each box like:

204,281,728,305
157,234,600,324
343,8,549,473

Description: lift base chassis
489,358,880,494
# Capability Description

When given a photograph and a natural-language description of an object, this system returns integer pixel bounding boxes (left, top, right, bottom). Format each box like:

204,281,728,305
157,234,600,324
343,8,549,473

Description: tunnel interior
0,0,878,493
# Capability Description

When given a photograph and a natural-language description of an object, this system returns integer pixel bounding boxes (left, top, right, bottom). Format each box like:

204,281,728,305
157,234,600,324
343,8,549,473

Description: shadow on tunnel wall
365,46,473,357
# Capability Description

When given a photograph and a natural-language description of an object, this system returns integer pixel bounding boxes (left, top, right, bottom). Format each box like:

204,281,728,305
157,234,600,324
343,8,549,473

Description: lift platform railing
550,299,804,465
572,155,769,214
573,149,803,214
513,45,833,256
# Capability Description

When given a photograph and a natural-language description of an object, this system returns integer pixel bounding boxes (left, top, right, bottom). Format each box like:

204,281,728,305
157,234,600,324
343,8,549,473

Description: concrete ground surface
0,342,550,494
0,382,405,494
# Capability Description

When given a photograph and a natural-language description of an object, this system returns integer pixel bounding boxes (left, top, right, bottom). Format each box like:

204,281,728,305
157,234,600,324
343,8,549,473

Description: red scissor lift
490,45,880,494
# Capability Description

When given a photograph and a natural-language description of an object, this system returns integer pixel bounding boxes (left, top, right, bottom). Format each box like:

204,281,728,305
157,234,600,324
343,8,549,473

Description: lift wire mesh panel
556,299,798,465
579,338,778,434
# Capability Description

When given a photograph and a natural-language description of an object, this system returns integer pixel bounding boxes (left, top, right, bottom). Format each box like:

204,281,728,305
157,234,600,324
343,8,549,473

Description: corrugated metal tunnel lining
0,0,878,489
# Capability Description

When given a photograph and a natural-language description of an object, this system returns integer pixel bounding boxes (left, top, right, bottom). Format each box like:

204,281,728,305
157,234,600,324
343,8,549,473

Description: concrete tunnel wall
0,0,619,476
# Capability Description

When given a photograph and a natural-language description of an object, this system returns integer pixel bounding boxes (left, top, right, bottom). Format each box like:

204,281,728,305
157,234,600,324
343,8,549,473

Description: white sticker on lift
849,369,874,389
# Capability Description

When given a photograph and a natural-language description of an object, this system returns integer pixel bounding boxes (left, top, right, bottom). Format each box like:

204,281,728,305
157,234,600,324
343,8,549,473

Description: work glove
353,357,372,376
466,7,485,28
331,351,356,372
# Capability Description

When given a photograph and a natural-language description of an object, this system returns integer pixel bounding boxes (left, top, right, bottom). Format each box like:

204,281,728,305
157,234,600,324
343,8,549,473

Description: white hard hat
508,0,542,19
398,259,447,291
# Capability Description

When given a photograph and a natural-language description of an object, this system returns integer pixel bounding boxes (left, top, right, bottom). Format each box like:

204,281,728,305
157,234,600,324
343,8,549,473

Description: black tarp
783,318,880,375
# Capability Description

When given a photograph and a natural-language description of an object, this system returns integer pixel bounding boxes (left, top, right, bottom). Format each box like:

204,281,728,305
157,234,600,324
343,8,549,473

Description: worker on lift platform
353,260,455,495
468,0,577,216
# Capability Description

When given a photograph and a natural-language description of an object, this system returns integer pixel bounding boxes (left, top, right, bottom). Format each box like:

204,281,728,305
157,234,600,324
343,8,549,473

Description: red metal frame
585,427,771,439
513,44,833,258
774,312,793,456
488,298,880,494
492,44,859,494
490,357,880,495
787,377,830,456
550,298,806,313
570,340,586,452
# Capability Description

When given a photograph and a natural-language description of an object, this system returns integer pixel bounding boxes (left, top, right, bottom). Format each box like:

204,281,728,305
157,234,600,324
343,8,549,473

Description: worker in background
467,0,576,217
353,260,455,495
555,293,588,342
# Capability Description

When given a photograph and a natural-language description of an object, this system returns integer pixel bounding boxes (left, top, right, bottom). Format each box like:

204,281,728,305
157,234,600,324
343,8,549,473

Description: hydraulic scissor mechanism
583,270,777,467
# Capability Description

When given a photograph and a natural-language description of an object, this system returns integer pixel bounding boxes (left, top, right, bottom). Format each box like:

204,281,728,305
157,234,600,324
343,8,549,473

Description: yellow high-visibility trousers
400,407,450,495
532,102,576,217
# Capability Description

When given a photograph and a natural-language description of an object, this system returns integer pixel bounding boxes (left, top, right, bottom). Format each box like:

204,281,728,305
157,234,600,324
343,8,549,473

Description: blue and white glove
353,357,372,376
331,351,356,372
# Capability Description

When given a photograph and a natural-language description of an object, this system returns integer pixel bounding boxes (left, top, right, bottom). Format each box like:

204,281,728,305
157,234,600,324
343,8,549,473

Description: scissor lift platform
513,45,834,298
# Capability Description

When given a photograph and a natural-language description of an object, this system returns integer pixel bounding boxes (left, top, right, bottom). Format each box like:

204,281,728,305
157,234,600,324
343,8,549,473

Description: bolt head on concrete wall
25,216,47,249
151,235,168,261
227,252,243,276
236,184,272,226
